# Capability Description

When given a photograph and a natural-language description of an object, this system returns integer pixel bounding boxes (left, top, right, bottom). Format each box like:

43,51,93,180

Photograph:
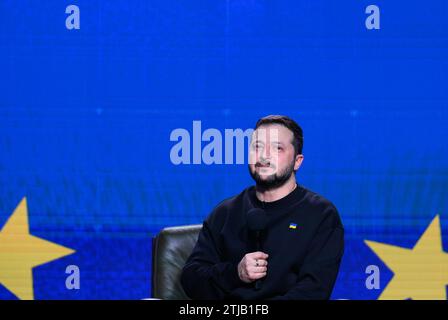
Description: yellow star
0,197,75,300
365,215,448,300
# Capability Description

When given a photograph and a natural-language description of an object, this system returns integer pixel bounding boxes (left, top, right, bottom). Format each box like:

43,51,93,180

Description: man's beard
248,160,295,191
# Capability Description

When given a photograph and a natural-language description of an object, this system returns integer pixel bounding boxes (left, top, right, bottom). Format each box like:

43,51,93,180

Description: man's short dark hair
255,115,303,155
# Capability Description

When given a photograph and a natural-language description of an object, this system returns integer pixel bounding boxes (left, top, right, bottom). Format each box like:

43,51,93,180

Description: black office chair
151,224,202,299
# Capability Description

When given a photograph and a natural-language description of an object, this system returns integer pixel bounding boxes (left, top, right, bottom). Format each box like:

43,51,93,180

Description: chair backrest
151,224,202,299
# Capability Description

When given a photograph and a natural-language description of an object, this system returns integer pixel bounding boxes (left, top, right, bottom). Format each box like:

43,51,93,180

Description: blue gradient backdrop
0,0,447,299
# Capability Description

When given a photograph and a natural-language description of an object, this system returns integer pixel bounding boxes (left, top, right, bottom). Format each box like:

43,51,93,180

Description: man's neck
255,176,297,203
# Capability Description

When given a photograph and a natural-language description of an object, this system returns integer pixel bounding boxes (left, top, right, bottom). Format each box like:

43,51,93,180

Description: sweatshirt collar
246,184,306,214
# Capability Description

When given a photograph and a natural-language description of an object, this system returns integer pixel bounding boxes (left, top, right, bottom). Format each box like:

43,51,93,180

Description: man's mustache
255,161,275,168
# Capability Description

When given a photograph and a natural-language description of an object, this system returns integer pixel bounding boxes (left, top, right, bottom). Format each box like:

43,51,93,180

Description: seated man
181,115,344,300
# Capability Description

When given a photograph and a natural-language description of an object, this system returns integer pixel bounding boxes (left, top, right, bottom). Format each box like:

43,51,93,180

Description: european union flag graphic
0,198,75,300
1,0,447,300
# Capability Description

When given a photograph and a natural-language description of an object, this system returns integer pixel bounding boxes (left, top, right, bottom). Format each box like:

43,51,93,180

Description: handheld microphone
246,208,269,290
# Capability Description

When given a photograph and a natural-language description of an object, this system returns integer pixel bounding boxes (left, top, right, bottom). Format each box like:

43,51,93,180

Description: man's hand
237,251,269,283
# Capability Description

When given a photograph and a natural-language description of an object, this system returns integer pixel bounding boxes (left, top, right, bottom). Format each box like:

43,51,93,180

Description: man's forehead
252,125,293,140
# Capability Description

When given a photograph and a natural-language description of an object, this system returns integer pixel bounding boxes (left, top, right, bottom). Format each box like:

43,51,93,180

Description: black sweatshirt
181,184,344,300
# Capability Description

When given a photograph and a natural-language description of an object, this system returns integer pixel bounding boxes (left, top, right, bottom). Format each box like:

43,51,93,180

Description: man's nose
261,144,271,159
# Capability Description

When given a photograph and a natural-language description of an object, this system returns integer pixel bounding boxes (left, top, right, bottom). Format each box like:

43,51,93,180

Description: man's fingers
253,259,268,267
239,252,269,282
249,272,267,280
249,258,267,269
248,266,267,273
250,251,269,260
255,266,268,273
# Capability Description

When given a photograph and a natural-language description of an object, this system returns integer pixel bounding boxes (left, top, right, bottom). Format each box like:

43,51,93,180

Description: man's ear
294,154,304,171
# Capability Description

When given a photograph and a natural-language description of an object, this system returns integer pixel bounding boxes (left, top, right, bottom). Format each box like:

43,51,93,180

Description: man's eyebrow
271,141,284,146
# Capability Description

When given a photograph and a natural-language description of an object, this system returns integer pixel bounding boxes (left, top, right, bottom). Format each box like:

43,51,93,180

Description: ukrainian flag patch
289,223,297,230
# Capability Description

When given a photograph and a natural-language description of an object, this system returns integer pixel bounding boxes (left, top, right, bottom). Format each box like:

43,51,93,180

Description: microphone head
246,208,269,232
